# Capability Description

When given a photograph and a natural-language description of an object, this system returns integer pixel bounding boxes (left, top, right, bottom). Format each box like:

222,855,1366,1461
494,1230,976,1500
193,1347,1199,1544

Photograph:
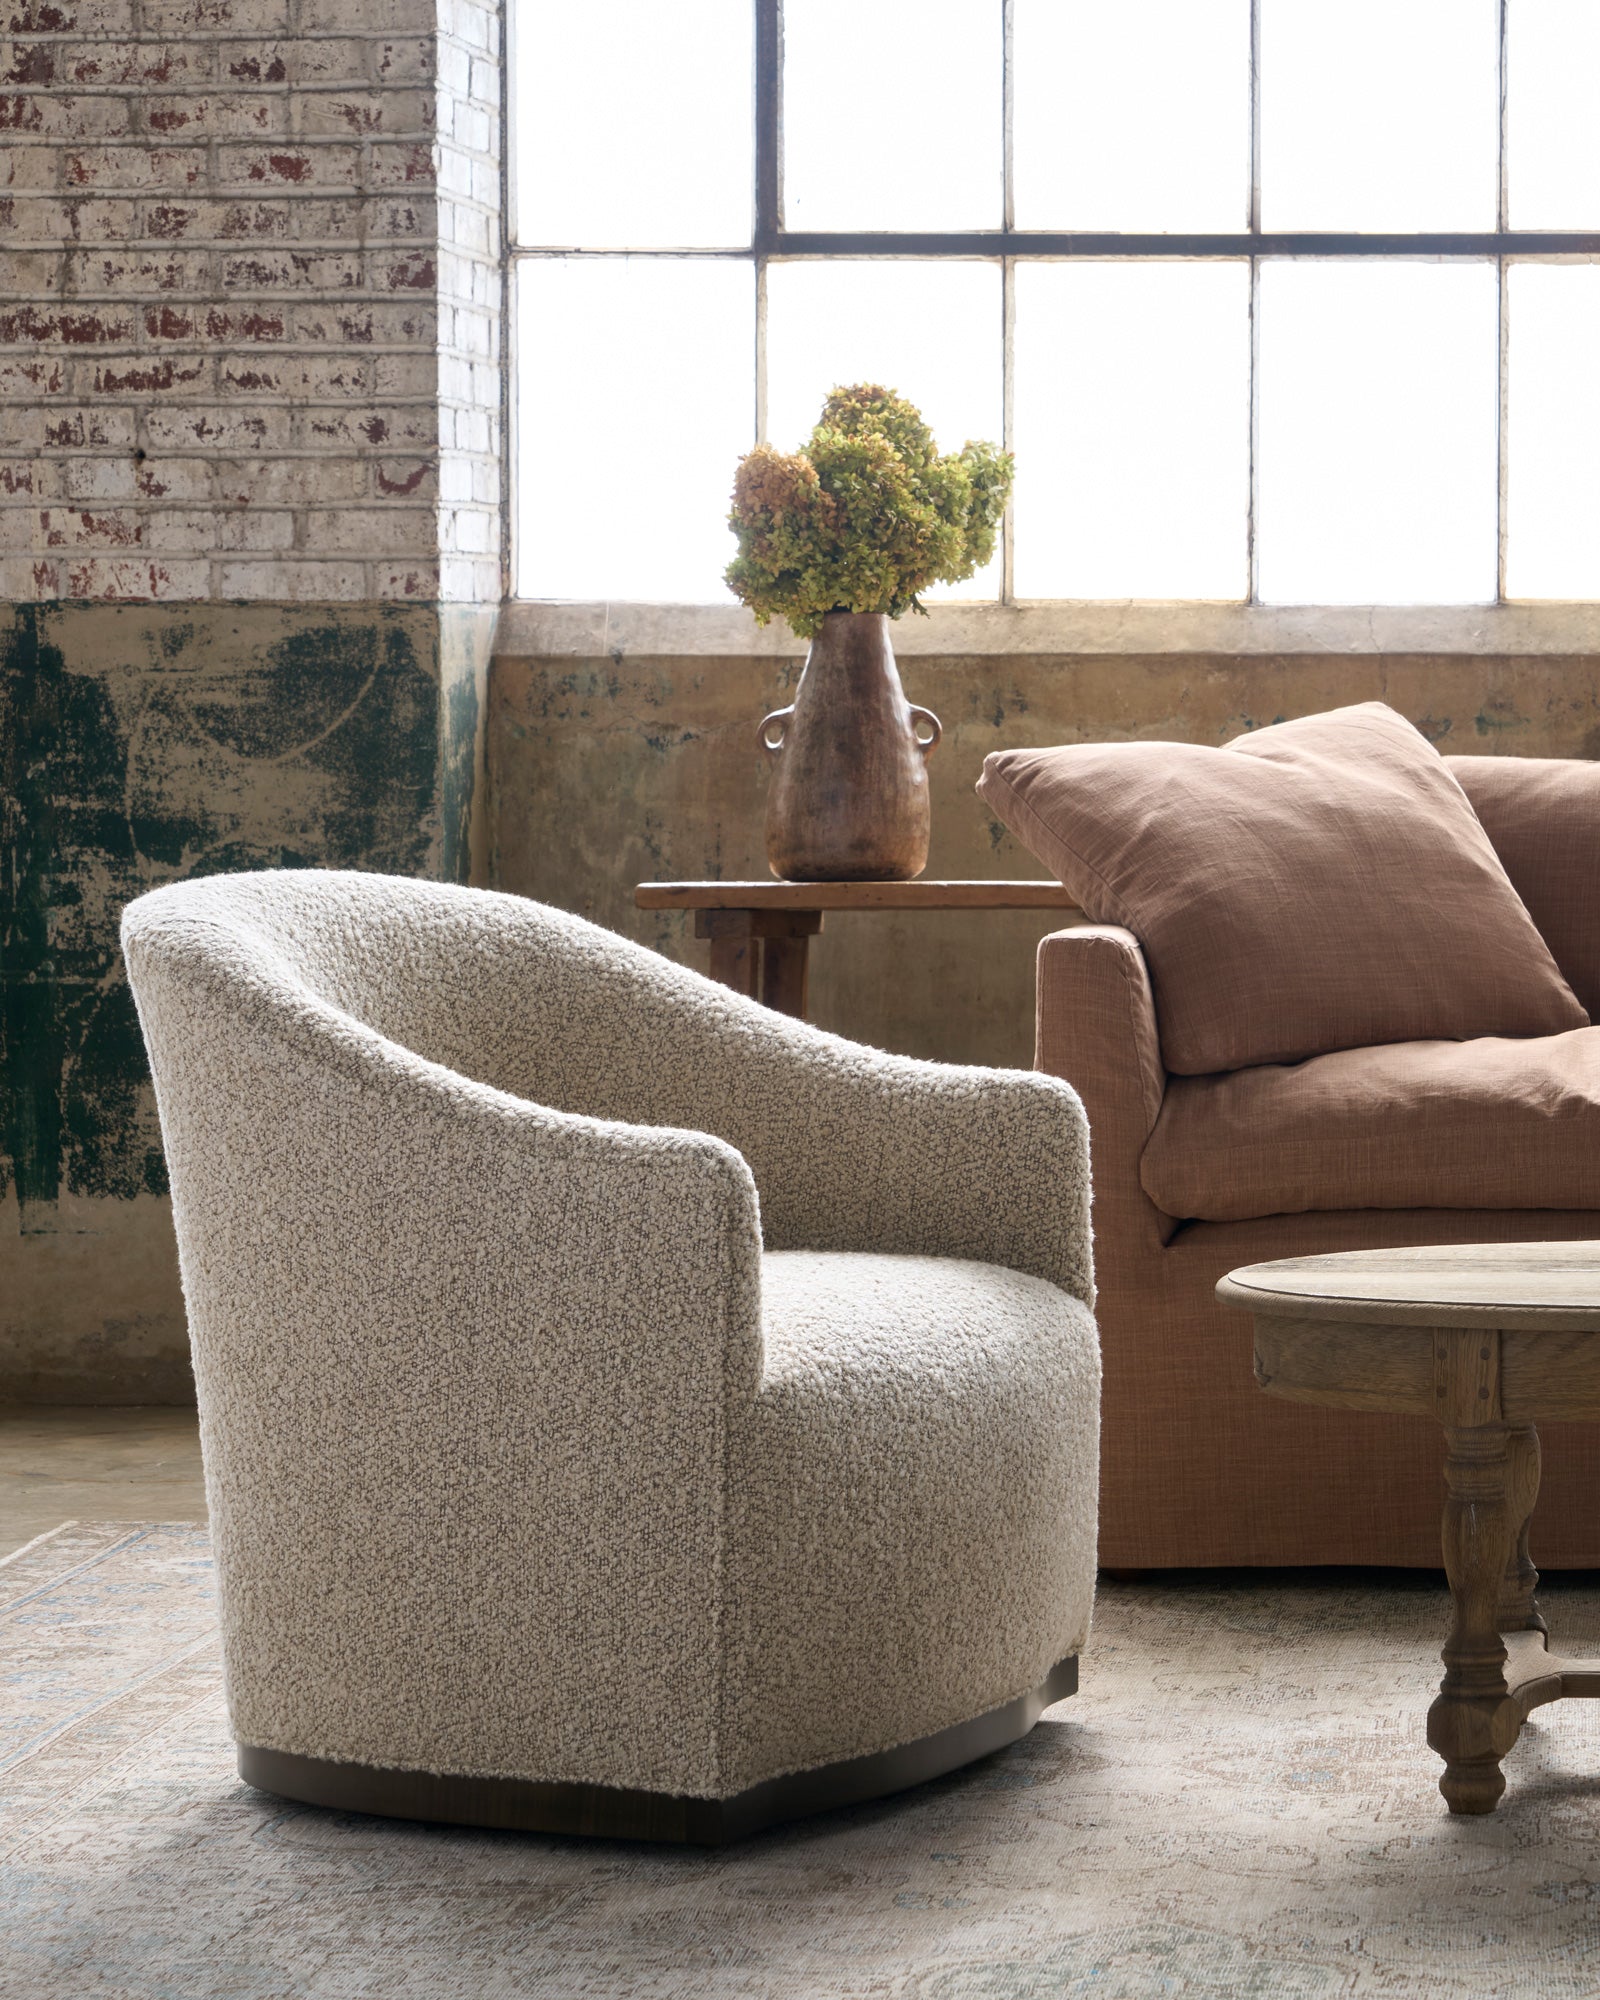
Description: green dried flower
725,384,1015,639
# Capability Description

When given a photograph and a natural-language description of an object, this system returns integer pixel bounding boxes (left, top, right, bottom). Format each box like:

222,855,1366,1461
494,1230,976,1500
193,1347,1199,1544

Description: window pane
765,261,1002,601
1012,264,1249,599
1256,262,1498,605
1014,0,1249,232
515,260,754,599
783,0,1000,231
1508,1,1600,228
513,0,752,247
1507,265,1600,599
1260,0,1498,231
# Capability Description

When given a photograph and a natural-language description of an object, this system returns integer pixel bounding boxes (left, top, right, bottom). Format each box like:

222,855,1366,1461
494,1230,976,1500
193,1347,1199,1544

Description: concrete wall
14,621,1599,1401
489,648,1600,1070
0,600,485,1399
9,0,1600,1407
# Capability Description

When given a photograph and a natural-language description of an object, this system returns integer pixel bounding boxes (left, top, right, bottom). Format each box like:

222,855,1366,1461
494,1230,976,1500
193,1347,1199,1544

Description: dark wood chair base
239,1655,1078,1845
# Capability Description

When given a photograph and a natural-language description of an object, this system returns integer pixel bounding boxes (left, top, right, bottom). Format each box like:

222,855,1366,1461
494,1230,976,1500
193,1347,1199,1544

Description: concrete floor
0,1406,206,1561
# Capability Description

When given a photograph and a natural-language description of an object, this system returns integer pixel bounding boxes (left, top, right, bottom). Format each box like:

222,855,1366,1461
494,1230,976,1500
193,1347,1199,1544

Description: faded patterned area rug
6,1526,1600,1999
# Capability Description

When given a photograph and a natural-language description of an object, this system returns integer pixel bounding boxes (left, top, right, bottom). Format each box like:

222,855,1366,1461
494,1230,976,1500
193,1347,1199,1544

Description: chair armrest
567,947,1093,1304
1036,924,1175,1250
334,895,1097,1307
742,1048,1094,1308
545,945,1093,1302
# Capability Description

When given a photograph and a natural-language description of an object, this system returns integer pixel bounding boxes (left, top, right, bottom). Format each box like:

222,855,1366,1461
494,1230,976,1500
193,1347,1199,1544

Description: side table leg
1428,1422,1520,1814
759,934,810,1018
1500,1423,1548,1640
695,911,760,999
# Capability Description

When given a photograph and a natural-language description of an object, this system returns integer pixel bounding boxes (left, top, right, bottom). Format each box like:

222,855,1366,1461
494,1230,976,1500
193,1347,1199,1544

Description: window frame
508,0,1600,614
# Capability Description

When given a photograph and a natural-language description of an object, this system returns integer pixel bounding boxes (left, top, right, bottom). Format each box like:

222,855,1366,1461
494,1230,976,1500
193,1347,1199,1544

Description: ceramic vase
758,610,942,882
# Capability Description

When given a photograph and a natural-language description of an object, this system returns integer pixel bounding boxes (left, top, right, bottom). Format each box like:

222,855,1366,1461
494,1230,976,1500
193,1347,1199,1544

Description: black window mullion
1496,0,1510,605
1001,0,1015,601
756,0,782,251
753,0,780,447
1249,0,1262,237
1002,254,1015,604
755,258,768,446
1248,256,1261,606
1248,0,1261,603
1001,0,1014,234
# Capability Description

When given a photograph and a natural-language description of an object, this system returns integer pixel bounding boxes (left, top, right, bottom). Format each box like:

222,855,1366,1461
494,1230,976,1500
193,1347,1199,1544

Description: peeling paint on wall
1,601,479,1400
438,603,495,887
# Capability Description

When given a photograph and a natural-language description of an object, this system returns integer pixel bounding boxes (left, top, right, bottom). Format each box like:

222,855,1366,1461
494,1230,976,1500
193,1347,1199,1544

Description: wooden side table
1218,1241,1600,1816
634,880,1082,1020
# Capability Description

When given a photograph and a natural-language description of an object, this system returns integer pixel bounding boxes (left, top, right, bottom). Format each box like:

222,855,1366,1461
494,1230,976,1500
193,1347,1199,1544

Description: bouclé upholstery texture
981,701,1587,1074
120,870,1099,1800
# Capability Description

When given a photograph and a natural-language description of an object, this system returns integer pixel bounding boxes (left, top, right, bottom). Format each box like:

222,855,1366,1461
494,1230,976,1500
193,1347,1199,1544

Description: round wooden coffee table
1217,1241,1600,1816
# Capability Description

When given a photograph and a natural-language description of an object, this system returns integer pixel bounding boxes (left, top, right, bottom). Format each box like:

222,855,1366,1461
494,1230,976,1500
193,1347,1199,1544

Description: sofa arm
1036,925,1175,1250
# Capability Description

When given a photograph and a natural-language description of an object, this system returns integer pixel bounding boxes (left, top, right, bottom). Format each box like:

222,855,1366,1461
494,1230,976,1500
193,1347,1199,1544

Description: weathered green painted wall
13,633,1599,1403
1,602,483,1402
438,605,497,889
489,649,1600,1070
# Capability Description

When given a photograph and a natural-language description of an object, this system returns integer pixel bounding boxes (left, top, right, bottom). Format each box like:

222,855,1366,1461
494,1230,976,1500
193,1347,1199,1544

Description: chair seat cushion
721,1250,1100,1791
1142,1027,1600,1222
976,701,1587,1074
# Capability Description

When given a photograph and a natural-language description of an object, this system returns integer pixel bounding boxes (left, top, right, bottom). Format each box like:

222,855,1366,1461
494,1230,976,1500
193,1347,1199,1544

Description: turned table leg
1428,1421,1522,1812
1425,1327,1529,1814
1500,1423,1547,1641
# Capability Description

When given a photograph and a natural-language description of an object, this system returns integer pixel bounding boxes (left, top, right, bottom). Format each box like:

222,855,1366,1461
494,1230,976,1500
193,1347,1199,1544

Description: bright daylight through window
512,0,1600,609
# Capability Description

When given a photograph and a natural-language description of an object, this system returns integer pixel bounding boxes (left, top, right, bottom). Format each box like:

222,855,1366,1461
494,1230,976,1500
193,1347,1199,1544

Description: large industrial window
511,0,1600,609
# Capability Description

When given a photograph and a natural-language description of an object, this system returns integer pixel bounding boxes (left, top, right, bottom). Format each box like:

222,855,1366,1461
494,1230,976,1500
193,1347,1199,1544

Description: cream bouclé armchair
121,870,1100,1842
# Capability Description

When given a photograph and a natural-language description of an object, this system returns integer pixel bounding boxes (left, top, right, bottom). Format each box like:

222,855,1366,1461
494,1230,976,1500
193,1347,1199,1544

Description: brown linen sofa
1035,754,1600,1570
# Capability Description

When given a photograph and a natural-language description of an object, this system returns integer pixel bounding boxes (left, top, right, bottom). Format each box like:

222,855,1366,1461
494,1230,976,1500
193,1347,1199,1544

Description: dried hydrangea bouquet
727,385,1013,882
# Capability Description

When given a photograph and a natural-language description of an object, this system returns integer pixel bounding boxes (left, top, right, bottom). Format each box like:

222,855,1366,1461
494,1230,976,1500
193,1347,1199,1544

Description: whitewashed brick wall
434,0,500,604
0,0,503,603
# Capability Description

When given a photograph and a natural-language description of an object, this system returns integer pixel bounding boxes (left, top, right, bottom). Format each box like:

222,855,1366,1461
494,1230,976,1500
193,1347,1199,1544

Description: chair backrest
121,866,734,1125
1449,756,1600,1019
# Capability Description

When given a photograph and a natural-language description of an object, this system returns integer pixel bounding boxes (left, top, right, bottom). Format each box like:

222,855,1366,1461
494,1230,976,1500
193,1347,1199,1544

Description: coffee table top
1218,1241,1600,1332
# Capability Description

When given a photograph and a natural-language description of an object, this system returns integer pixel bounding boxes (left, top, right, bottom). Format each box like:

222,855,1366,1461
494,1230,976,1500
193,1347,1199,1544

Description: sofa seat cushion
1141,1027,1600,1222
976,701,1587,1074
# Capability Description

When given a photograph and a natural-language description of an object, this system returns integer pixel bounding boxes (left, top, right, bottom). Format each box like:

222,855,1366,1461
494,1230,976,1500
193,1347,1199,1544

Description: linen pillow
1448,755,1600,1019
977,701,1588,1074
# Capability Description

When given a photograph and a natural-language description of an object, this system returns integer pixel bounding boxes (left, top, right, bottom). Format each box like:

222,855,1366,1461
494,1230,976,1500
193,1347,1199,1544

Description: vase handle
758,706,793,755
908,705,942,758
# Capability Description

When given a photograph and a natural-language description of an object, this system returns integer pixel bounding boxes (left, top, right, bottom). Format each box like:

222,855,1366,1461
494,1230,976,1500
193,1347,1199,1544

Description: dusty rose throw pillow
977,701,1588,1074
1449,755,1600,1020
